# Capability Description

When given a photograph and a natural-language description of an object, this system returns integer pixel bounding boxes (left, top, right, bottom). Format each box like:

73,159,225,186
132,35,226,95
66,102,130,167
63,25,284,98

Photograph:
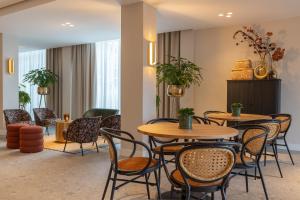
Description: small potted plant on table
231,103,243,117
178,108,195,129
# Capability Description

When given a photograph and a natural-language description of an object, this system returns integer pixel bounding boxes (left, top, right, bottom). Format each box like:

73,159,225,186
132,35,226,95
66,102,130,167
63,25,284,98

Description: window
19,49,46,115
94,39,120,110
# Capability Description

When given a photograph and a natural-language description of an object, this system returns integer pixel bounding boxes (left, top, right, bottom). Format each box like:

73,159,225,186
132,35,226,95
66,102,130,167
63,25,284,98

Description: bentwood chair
241,119,283,178
270,114,294,165
33,108,58,135
100,128,161,200
193,116,221,126
203,110,227,126
232,124,269,200
63,117,101,156
3,109,32,126
161,142,236,200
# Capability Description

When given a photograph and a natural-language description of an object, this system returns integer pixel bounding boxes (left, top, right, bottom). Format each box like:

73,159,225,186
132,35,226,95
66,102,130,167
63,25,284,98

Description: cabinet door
227,81,254,113
253,80,281,114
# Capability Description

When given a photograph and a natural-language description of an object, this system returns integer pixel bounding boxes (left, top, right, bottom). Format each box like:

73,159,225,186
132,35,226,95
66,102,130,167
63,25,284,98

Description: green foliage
23,68,58,87
231,103,243,108
178,107,195,117
156,57,203,88
19,84,31,110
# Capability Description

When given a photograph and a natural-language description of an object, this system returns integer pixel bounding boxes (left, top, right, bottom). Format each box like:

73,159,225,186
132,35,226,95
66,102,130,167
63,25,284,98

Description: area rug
43,135,109,154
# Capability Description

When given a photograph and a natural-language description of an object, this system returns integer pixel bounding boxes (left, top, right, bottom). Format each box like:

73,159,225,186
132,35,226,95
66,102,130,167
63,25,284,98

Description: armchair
83,108,119,119
3,109,32,126
33,108,58,135
63,117,102,156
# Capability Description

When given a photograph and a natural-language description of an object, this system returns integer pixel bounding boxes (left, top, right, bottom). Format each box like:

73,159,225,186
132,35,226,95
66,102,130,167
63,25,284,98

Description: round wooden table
138,123,239,199
137,123,239,140
207,113,271,122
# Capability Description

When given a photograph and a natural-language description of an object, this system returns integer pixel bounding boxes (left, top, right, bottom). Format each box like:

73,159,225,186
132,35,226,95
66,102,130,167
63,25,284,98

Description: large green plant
156,57,203,88
23,68,58,87
19,84,31,110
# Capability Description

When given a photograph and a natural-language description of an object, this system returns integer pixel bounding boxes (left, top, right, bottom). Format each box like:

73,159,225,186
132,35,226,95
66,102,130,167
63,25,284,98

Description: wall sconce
7,58,15,75
148,41,157,66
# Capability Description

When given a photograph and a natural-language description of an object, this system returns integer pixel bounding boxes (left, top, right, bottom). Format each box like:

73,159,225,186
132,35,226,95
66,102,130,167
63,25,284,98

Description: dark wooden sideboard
227,79,281,115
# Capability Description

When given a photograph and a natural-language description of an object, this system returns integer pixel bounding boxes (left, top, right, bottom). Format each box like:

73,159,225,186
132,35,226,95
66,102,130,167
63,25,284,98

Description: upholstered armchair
63,117,102,156
3,109,32,126
33,108,58,135
83,108,119,119
100,114,121,130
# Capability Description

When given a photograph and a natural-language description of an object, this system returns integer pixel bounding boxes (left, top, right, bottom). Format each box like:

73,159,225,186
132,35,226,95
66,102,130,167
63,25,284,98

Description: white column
121,2,157,155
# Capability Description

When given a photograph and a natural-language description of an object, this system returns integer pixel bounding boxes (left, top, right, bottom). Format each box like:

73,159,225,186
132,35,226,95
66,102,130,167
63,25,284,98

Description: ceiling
0,0,300,50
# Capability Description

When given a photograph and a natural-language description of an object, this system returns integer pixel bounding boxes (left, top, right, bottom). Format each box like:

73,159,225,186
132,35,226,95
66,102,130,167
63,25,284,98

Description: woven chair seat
170,170,223,187
153,145,183,154
118,157,158,172
235,153,255,166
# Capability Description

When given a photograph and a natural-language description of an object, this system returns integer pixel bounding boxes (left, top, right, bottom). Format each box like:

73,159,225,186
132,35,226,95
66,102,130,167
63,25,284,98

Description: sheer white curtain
19,49,46,115
94,39,120,110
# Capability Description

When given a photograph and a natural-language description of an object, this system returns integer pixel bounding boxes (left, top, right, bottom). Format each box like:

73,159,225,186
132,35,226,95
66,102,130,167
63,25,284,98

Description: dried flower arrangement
233,26,285,78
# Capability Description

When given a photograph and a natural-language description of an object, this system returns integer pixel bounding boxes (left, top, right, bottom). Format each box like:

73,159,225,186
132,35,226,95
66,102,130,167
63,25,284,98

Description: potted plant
19,84,31,110
231,103,243,117
178,107,195,129
23,68,58,95
156,56,203,97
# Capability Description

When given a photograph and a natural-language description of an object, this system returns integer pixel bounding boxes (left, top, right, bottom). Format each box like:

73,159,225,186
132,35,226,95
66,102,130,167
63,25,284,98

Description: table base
160,191,210,200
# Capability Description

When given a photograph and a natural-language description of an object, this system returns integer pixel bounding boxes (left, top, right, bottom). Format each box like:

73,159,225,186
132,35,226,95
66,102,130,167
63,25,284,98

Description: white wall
0,33,19,131
192,16,300,150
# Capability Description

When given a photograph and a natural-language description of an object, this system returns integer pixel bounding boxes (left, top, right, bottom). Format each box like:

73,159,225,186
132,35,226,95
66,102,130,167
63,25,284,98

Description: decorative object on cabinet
231,59,253,80
227,79,281,115
233,26,285,79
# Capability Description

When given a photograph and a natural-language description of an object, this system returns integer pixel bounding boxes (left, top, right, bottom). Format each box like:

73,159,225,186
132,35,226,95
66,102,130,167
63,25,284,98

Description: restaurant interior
1,0,300,200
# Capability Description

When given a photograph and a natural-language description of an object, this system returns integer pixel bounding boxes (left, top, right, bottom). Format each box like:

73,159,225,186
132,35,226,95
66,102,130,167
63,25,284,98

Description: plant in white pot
156,56,203,97
23,68,58,95
178,107,195,129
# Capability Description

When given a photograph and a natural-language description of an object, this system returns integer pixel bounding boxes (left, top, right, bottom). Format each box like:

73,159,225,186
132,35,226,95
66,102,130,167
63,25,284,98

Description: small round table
55,120,72,143
206,113,271,122
137,123,239,199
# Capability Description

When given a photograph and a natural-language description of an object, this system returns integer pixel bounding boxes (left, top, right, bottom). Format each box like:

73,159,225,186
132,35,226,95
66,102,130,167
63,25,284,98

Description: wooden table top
137,123,239,140
207,113,271,122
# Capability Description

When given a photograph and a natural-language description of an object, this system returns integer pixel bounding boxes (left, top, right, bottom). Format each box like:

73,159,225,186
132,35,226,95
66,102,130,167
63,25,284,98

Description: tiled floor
0,139,299,200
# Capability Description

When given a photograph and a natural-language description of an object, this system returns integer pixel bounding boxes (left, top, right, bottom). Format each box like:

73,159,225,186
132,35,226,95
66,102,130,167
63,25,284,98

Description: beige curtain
46,48,63,118
71,44,96,119
157,31,181,118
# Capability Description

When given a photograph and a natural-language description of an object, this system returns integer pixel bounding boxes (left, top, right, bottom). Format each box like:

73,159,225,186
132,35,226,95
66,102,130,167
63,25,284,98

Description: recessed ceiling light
61,22,75,27
227,12,233,15
226,15,232,18
218,13,224,17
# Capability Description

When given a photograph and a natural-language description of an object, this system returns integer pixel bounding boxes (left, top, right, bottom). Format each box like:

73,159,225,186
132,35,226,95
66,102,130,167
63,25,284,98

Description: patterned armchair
33,108,58,135
3,109,32,126
63,117,102,156
99,114,121,130
83,108,119,119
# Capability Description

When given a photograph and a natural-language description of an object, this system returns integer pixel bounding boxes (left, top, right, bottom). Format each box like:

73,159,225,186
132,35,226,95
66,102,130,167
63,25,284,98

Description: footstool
6,123,29,149
20,125,44,153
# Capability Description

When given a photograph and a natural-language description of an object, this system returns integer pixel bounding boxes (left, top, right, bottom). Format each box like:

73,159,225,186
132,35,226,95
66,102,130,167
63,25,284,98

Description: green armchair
82,108,119,119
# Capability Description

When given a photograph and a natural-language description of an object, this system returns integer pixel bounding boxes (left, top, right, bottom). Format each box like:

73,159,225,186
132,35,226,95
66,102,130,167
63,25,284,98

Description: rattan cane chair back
178,146,235,182
203,110,226,126
271,114,291,133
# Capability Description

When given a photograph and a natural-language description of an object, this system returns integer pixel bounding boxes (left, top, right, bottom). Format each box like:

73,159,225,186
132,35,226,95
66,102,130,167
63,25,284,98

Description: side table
55,120,72,143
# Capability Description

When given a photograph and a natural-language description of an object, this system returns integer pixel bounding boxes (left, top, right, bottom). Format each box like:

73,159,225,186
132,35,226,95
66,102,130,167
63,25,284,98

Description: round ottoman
20,126,44,153
6,123,29,149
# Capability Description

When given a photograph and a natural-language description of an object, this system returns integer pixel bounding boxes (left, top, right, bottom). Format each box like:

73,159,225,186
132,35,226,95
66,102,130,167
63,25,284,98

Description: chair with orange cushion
160,142,236,200
100,128,161,200
6,123,29,149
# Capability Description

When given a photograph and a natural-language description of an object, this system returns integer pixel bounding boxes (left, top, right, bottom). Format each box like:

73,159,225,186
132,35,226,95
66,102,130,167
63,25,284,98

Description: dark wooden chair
231,124,269,200
270,114,294,165
100,128,161,200
160,142,236,200
203,110,227,126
